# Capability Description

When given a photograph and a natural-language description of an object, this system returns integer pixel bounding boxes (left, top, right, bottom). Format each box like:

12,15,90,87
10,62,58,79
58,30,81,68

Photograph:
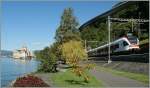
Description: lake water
1,57,39,87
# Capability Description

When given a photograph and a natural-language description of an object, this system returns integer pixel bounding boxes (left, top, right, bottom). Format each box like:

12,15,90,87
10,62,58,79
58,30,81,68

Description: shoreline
1,57,39,87
8,72,35,87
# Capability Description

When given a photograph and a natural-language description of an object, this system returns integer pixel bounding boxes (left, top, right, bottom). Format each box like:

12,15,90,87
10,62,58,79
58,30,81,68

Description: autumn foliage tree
60,40,95,82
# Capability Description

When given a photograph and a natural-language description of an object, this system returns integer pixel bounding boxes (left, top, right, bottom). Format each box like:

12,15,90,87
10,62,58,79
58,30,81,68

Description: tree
111,21,139,40
60,40,95,82
81,23,108,48
55,8,81,43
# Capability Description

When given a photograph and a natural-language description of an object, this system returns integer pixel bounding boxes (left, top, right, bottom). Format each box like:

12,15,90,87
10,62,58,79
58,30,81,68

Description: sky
1,1,118,51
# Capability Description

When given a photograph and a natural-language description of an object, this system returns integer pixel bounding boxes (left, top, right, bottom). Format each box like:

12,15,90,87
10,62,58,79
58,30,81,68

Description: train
87,34,140,57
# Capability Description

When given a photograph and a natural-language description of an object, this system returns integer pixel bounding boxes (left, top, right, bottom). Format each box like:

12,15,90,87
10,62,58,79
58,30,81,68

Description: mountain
1,50,13,57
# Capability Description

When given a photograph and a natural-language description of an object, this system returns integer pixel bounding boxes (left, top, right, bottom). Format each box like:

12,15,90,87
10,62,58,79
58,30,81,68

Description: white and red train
87,35,140,56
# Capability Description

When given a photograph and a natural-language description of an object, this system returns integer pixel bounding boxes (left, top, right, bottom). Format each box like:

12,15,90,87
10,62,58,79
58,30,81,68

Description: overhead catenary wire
109,18,149,23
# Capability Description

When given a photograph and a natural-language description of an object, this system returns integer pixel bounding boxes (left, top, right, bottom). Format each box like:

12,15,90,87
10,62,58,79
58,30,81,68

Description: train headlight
129,45,139,48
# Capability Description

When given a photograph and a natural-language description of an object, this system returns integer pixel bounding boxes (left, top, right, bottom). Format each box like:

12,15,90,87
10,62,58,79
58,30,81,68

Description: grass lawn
51,69,103,87
96,66,149,84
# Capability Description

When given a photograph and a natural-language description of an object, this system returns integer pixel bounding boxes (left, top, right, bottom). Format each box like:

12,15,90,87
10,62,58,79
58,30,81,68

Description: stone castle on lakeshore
13,46,33,59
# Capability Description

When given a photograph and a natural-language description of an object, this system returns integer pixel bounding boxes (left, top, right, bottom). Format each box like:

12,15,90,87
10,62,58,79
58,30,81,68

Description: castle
13,46,33,59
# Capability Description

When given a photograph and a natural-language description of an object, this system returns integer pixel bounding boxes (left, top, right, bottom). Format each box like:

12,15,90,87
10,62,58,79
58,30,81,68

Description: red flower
13,75,50,87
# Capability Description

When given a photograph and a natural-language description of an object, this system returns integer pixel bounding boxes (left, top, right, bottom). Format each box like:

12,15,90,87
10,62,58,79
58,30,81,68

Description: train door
117,41,123,52
113,43,120,52
122,40,129,51
119,41,124,51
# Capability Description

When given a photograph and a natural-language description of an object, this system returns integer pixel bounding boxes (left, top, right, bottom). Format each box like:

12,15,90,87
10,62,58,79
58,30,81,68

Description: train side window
123,41,129,46
114,44,119,49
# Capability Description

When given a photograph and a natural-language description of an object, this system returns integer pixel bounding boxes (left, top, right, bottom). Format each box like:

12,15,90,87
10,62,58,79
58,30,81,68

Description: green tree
55,8,81,43
81,23,108,48
111,21,139,40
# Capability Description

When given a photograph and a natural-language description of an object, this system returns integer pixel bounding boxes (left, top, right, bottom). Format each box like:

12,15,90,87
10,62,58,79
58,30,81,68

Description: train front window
123,41,129,46
128,36,137,44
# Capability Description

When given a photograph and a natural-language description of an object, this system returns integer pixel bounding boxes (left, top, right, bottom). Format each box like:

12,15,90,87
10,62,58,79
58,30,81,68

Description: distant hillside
1,50,13,57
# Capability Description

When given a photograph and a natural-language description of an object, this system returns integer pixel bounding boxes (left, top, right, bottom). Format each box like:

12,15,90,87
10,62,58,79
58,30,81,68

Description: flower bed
13,75,49,87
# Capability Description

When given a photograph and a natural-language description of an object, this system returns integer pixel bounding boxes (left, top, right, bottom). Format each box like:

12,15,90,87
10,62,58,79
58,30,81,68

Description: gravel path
90,67,149,87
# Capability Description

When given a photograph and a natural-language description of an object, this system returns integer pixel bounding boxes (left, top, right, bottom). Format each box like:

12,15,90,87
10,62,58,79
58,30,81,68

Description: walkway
90,67,149,87
34,63,149,87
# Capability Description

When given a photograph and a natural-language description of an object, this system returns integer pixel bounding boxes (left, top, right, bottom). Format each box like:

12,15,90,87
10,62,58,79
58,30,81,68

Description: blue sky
1,1,118,51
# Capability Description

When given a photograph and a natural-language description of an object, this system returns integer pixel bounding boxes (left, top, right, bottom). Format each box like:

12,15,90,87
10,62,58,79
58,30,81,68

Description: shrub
35,43,58,72
60,40,87,65
60,40,95,82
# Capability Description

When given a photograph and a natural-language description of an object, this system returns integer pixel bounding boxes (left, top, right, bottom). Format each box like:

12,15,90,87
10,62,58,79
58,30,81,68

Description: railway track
89,53,149,63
